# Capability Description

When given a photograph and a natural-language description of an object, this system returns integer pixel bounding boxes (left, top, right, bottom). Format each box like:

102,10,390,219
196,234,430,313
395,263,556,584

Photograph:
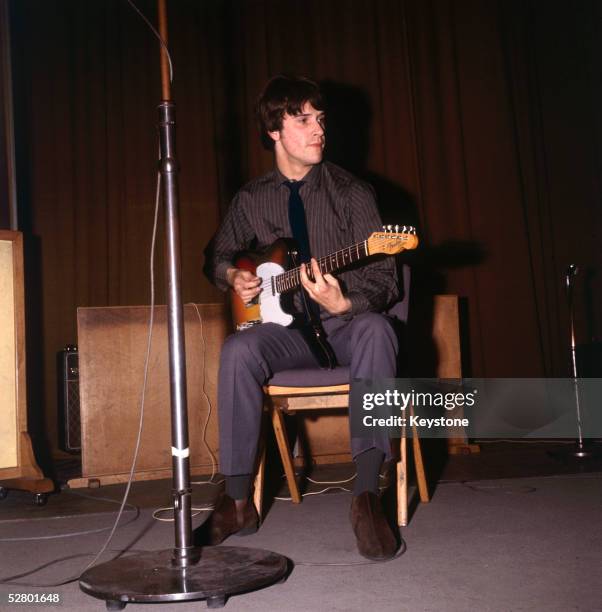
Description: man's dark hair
255,75,324,150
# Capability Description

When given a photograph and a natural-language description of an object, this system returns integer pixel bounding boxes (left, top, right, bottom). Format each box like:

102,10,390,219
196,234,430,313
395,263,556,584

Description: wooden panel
77,303,229,479
431,296,478,452
76,296,466,479
0,231,51,490
302,413,352,464
0,236,18,469
433,295,462,378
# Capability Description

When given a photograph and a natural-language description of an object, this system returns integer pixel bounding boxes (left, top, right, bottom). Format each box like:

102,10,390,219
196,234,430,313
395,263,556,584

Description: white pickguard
256,261,294,327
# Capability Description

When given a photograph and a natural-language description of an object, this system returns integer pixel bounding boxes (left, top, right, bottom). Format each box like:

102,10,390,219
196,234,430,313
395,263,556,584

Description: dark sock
353,448,384,496
225,474,252,500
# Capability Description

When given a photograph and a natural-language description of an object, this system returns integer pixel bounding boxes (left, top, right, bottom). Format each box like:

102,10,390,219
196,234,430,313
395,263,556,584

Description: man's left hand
299,258,352,316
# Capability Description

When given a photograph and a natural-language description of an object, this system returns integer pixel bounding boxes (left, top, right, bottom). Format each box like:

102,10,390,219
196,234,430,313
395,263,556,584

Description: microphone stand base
80,546,289,609
548,441,602,463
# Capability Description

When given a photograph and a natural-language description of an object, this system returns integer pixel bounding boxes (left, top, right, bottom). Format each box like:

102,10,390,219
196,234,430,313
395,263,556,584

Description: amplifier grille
58,345,81,453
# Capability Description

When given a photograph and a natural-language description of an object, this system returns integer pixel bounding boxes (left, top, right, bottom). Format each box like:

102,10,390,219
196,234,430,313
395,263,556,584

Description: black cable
0,549,149,588
0,169,162,586
0,2,175,586
125,0,174,83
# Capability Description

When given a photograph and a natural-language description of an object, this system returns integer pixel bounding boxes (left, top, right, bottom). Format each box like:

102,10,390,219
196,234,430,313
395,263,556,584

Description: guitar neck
274,240,369,294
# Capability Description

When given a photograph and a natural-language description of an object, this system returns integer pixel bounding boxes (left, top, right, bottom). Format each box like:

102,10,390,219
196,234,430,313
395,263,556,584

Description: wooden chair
253,380,429,527
252,266,430,526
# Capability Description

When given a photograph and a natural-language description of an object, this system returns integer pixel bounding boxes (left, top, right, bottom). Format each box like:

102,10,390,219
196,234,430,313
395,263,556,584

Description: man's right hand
226,267,262,304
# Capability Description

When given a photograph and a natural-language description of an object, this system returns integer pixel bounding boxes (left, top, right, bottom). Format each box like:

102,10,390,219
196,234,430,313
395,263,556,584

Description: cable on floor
0,549,150,588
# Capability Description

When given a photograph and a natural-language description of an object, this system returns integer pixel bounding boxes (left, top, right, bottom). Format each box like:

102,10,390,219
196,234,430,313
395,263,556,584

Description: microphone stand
79,1,287,608
550,265,600,462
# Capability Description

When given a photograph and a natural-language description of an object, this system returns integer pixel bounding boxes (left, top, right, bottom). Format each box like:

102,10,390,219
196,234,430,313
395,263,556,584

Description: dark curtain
6,0,602,453
0,0,12,228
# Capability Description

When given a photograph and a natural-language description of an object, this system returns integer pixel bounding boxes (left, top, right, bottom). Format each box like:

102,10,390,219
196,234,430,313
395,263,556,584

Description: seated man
204,74,400,560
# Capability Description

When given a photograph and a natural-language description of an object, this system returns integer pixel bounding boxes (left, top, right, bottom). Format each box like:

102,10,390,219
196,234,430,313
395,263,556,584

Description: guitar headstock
367,225,419,256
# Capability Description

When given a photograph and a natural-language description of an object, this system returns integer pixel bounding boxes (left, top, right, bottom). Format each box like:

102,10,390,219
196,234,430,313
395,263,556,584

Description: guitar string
259,239,367,293
255,231,415,294
258,235,408,293
256,240,367,293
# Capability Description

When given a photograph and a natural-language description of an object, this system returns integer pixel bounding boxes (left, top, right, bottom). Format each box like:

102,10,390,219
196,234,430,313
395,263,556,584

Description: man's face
269,102,325,171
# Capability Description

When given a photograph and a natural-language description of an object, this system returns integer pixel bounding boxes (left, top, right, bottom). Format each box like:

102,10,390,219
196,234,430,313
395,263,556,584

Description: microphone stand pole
550,265,600,462
566,265,588,458
79,1,287,608
156,0,196,568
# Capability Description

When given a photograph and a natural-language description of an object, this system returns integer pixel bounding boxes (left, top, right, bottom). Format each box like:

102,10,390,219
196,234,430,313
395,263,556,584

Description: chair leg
271,407,302,504
412,426,430,503
253,444,266,520
397,433,408,527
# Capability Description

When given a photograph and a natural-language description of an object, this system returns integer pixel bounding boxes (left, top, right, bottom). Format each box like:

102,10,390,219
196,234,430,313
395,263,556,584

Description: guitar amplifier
57,345,81,453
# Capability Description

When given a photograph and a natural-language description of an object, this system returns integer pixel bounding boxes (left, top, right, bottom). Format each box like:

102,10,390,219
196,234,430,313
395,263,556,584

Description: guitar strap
285,180,336,368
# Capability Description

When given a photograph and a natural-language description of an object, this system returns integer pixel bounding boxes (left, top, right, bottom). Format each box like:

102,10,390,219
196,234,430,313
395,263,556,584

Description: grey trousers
217,312,399,476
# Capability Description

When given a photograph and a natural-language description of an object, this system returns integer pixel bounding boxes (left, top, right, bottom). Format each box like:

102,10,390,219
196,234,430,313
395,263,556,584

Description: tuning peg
394,224,399,233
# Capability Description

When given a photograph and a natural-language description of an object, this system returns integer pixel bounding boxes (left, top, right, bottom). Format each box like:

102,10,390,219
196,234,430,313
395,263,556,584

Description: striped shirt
210,161,399,321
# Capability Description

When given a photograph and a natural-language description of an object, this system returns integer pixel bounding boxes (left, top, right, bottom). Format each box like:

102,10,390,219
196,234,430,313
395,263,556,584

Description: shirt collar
271,162,323,192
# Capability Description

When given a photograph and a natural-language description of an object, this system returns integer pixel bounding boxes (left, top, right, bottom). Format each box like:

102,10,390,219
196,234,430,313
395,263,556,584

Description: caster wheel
33,493,48,506
0,487,7,500
207,595,226,608
106,601,126,611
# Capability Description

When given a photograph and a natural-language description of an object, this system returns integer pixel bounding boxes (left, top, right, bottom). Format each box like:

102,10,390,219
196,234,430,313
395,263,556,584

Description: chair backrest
386,263,411,376
386,263,410,324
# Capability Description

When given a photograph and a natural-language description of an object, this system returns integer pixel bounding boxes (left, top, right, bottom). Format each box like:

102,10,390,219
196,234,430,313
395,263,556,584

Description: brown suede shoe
195,492,259,546
350,491,398,560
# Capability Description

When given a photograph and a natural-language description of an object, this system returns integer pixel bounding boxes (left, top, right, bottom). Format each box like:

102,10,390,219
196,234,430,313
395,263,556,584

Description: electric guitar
231,225,418,332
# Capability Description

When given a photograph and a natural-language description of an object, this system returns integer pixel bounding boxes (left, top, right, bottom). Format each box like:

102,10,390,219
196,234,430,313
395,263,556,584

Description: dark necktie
284,180,335,368
285,180,311,264
284,180,320,321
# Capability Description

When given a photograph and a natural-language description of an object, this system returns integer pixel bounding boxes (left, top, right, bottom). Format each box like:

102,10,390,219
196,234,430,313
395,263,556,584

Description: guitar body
231,238,337,368
228,226,418,369
231,238,297,330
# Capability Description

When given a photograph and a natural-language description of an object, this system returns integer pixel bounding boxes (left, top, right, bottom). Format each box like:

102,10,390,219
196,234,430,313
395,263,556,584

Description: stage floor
2,440,601,524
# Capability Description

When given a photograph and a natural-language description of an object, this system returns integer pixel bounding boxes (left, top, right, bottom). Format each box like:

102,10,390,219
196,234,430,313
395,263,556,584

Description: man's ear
268,129,280,142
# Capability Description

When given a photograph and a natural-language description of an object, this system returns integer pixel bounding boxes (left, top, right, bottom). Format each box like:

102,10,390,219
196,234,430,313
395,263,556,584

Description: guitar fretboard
274,240,369,294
